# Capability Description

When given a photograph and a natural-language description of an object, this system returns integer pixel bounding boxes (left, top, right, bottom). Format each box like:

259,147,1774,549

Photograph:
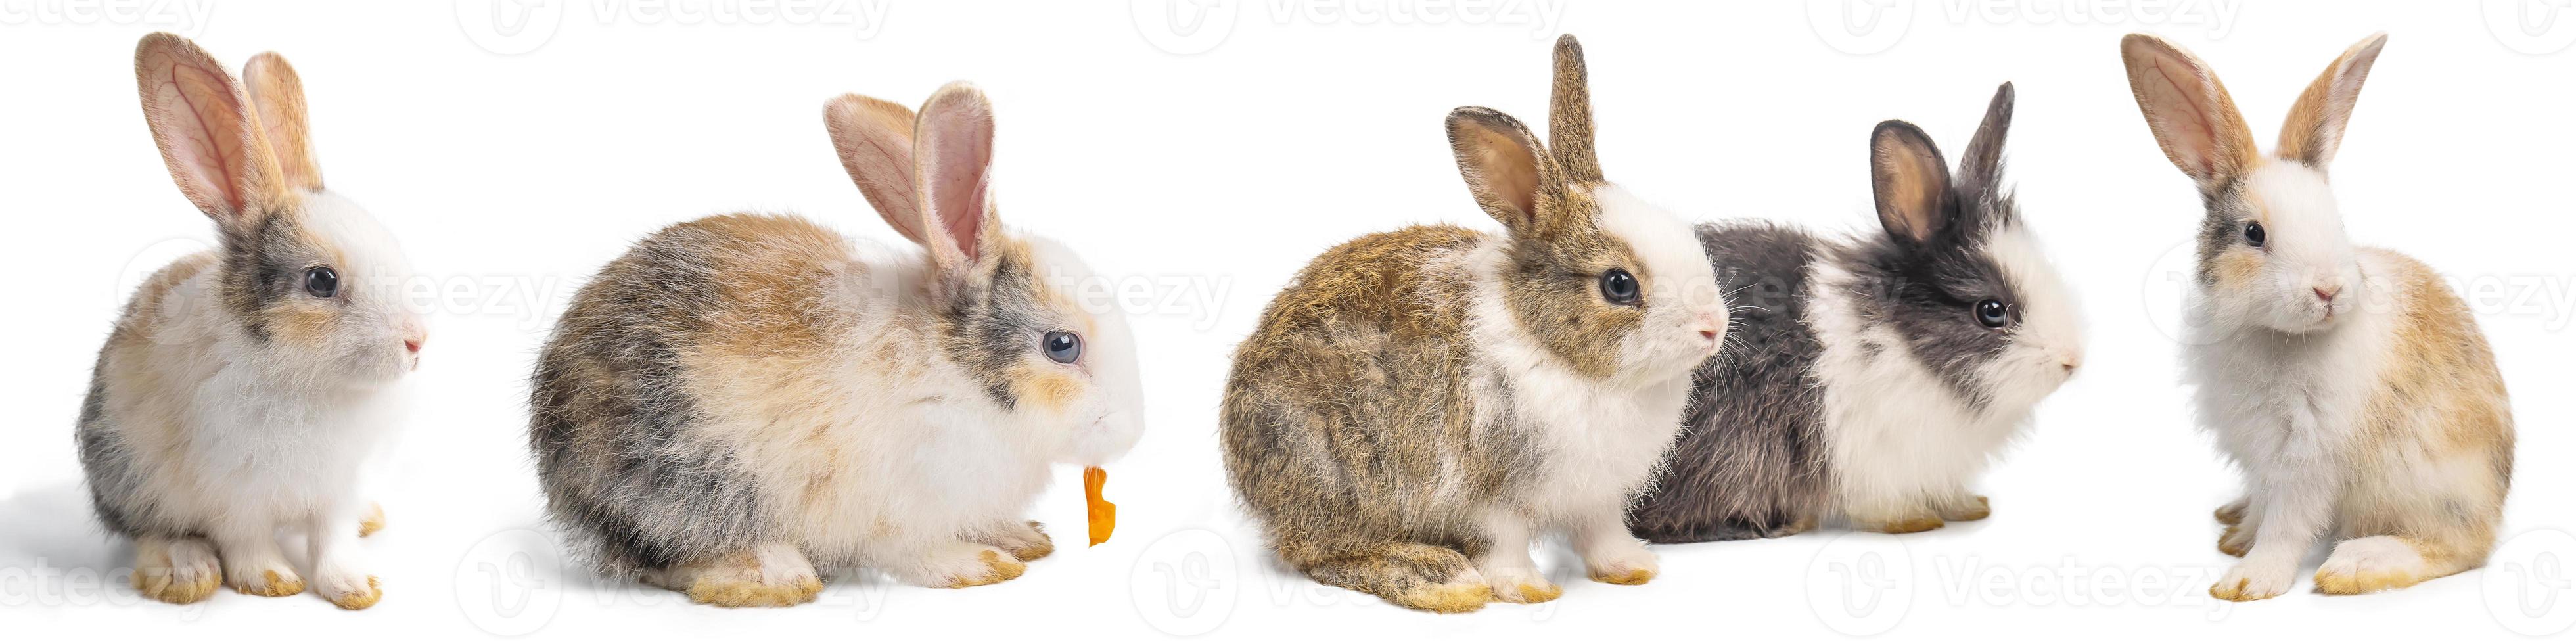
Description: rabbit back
1628,222,1833,542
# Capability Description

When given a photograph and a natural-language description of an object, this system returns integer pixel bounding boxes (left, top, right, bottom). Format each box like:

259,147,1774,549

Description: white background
3,0,2571,640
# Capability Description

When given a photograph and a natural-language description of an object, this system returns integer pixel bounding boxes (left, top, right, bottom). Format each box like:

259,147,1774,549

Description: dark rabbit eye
303,266,340,298
1599,269,1640,306
1974,299,2011,329
2243,222,2266,248
1042,331,1082,365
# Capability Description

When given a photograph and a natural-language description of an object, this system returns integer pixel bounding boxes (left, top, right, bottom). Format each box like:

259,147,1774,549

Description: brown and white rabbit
1219,35,1729,614
2119,33,2515,601
77,33,425,609
1627,84,2086,541
528,83,1145,607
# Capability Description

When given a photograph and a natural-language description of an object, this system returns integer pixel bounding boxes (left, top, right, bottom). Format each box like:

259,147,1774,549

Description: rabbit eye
1042,331,1082,365
1974,298,2011,329
303,266,340,298
1599,269,1640,306
2243,222,2266,248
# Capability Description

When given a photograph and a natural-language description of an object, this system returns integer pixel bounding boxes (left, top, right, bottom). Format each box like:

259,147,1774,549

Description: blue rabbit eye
1043,331,1082,364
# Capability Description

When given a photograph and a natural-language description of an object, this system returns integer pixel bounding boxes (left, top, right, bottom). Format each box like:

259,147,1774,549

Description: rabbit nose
2313,285,2341,304
403,333,426,354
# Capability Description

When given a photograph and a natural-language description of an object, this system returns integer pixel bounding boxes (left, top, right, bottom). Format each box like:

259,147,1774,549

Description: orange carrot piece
1084,467,1116,547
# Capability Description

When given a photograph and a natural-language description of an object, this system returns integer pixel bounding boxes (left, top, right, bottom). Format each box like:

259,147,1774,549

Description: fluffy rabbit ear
2121,34,2259,192
242,52,322,193
135,32,287,230
2278,33,2387,168
1447,106,1568,239
1957,82,2015,196
823,93,928,245
912,82,998,270
1548,34,1602,184
1870,120,1952,244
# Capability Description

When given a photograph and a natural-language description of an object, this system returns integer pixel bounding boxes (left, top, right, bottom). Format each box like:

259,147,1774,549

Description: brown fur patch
1498,187,1648,379
2275,34,2385,166
2334,250,2512,581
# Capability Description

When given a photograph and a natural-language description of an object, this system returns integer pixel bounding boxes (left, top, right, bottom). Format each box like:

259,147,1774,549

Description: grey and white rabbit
78,33,425,609
1628,84,2086,541
528,83,1145,607
2119,32,2513,601
1220,35,1730,614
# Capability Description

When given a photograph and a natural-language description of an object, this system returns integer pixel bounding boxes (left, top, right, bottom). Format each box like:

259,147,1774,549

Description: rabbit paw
649,545,822,608
1868,516,1947,534
896,543,1026,589
2314,536,2427,595
359,502,386,538
977,520,1054,562
1483,570,1561,604
317,574,382,610
2209,563,2293,602
1583,546,1659,586
132,537,222,605
2217,525,2254,558
229,566,306,598
1938,496,1991,522
2215,497,2249,526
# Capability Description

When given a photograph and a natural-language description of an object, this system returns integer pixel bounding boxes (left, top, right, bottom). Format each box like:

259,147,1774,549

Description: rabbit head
134,33,425,384
1446,35,1730,387
824,83,1145,466
2122,33,2389,334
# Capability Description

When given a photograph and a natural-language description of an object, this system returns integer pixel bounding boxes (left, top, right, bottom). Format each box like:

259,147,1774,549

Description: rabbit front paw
895,542,1027,589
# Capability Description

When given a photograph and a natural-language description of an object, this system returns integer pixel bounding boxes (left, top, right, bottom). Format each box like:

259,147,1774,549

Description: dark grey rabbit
1628,84,2086,541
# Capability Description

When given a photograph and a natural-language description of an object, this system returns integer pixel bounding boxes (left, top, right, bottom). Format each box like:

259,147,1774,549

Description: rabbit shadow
0,481,133,572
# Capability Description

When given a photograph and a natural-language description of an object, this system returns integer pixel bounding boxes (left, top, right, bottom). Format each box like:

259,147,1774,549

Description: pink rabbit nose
2313,285,2341,304
404,335,425,354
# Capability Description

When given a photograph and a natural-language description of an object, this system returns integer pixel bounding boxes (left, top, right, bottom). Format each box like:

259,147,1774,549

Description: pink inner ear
918,97,994,262
2140,53,2227,178
145,45,262,217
